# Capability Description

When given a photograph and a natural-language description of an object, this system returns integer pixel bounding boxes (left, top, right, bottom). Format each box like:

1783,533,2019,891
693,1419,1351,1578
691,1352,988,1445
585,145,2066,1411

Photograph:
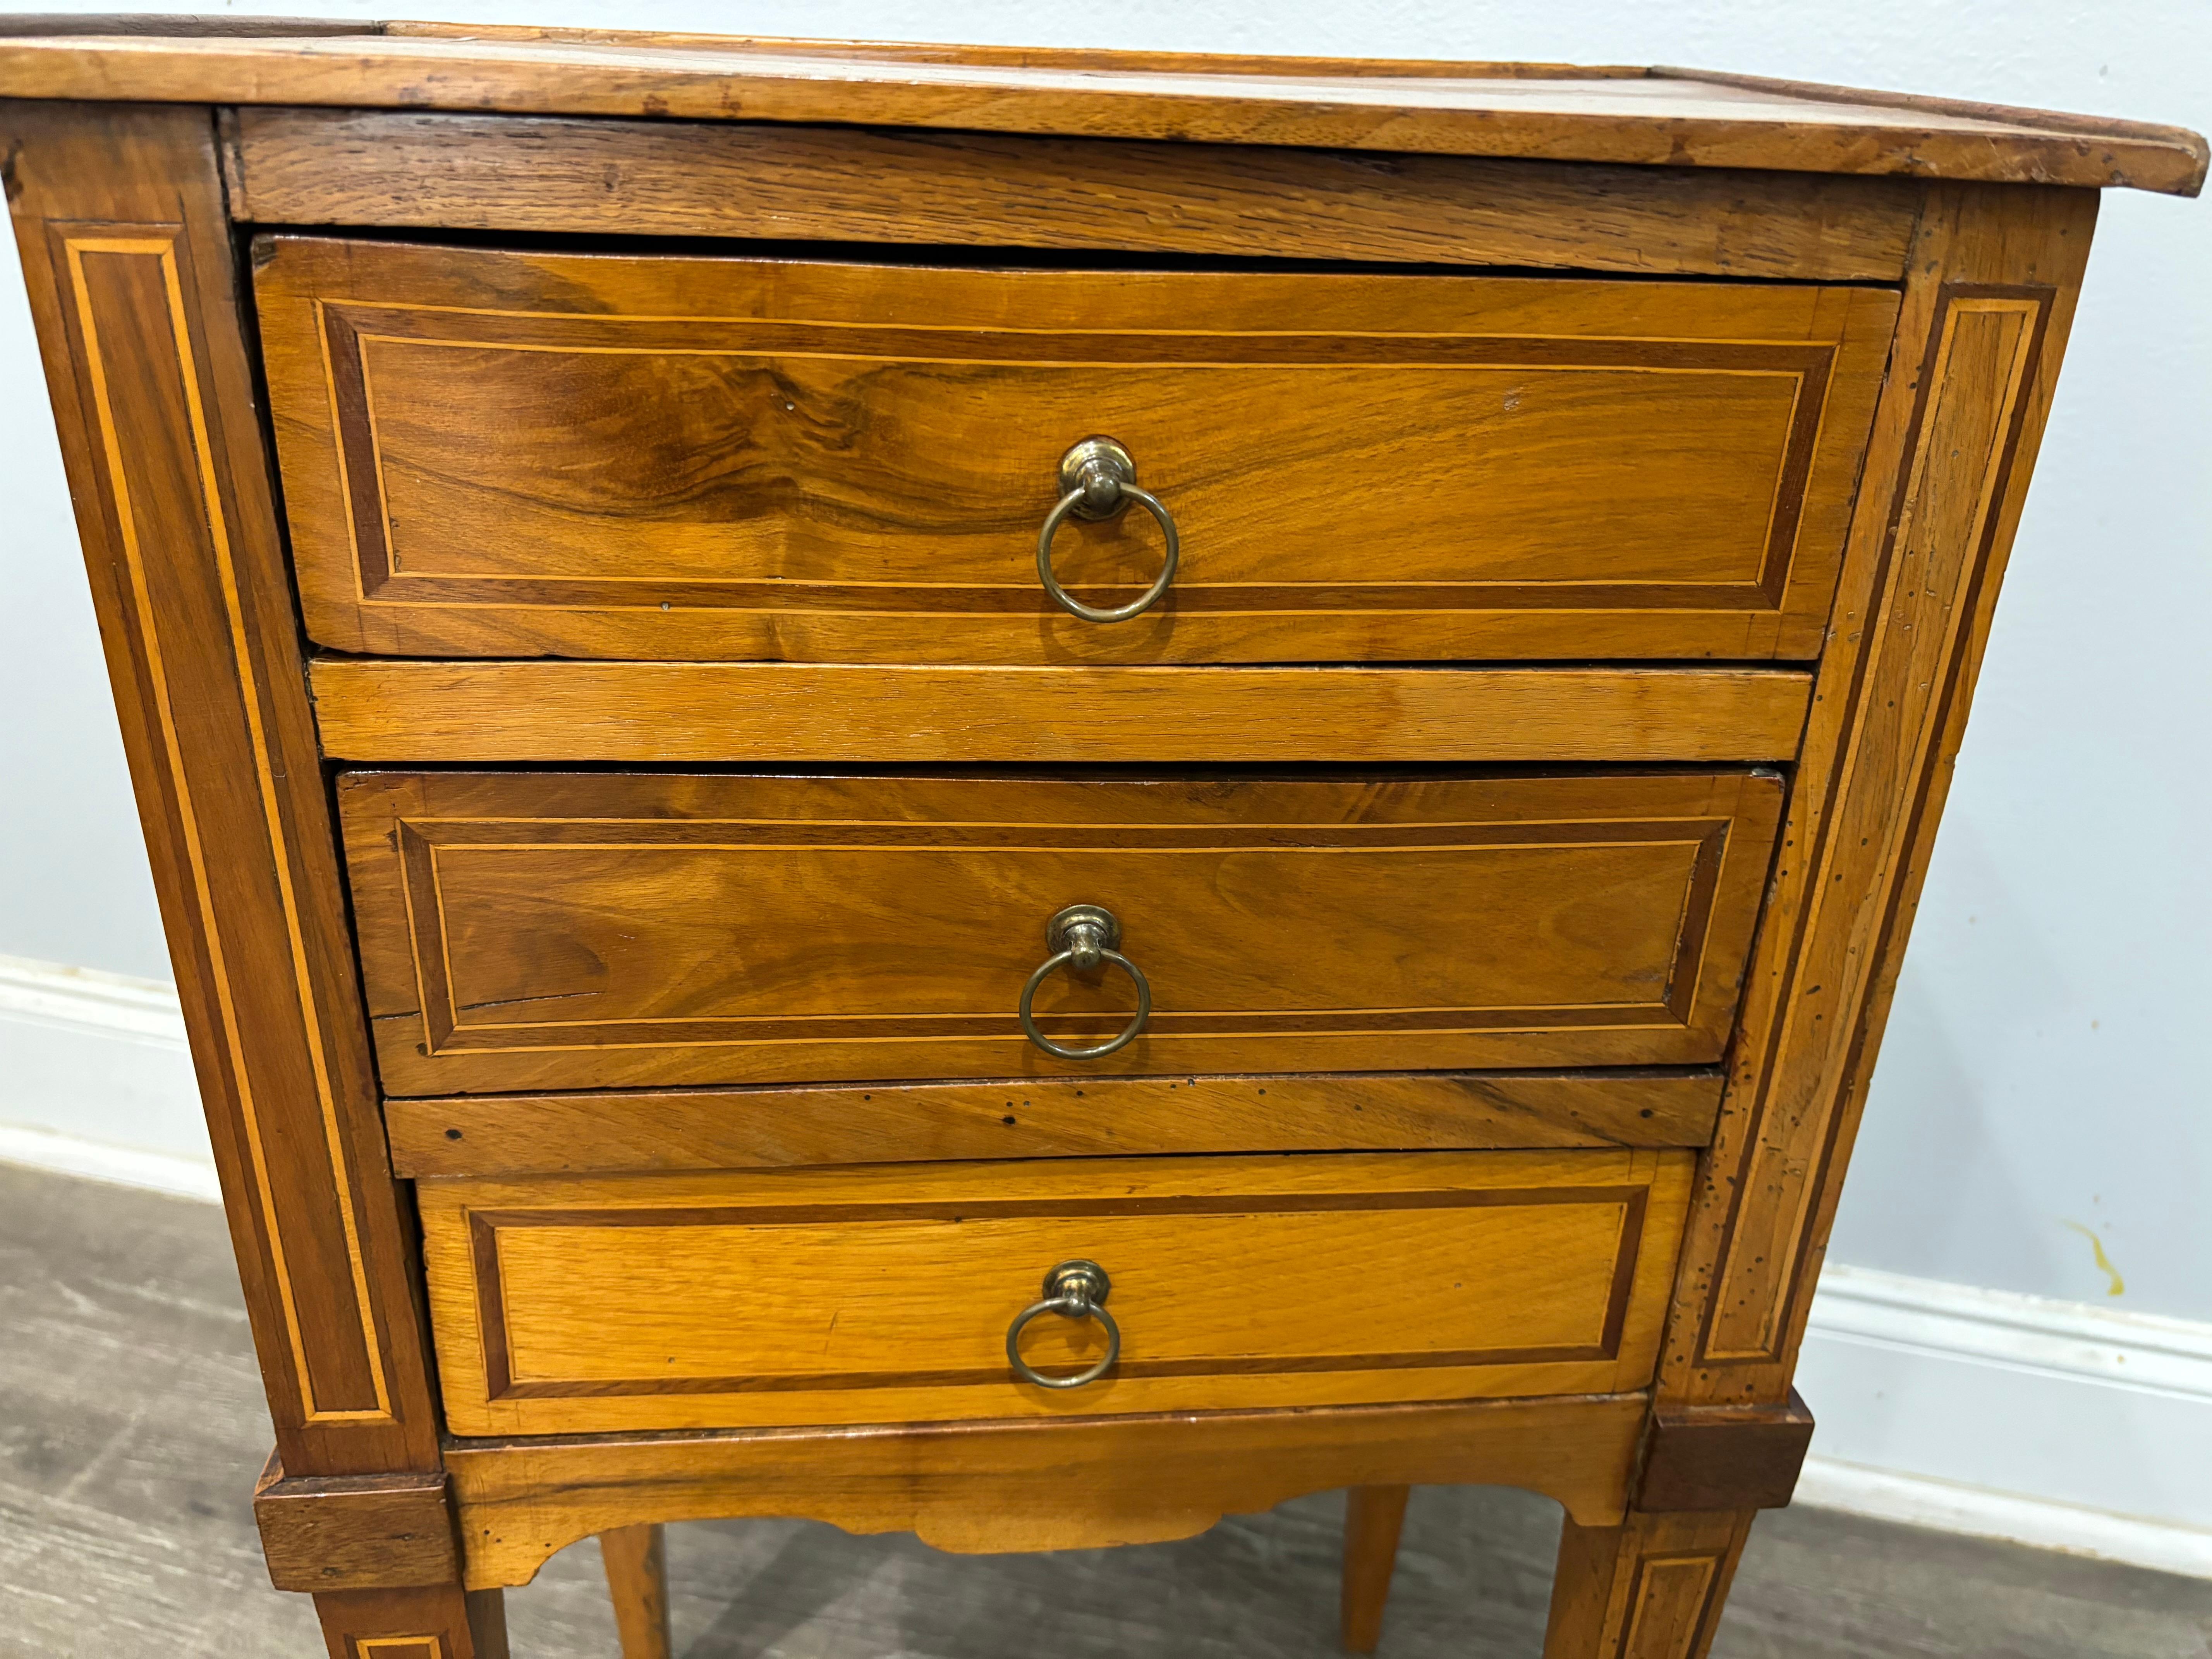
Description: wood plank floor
4,1160,2209,1658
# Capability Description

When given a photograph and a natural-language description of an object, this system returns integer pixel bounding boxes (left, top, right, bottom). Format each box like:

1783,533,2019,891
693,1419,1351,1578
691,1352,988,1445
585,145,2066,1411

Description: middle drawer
340,770,1783,1094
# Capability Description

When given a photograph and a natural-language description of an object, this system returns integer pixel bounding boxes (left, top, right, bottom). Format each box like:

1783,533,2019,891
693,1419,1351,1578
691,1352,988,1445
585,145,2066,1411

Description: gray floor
3,1161,2208,1659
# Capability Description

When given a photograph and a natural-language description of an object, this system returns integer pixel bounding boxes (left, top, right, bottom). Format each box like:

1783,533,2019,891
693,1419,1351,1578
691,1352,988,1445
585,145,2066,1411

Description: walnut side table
3,21,2201,1658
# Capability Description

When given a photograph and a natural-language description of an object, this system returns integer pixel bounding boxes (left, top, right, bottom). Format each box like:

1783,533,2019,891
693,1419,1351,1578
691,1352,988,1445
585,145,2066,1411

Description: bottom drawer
420,1149,1692,1435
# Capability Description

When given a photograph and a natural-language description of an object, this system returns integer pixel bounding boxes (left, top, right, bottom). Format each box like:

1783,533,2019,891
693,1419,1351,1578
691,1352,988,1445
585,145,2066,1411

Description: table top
0,17,2202,195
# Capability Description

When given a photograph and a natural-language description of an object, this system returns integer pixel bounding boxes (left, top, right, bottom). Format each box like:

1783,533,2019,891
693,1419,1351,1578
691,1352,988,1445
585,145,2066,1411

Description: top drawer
257,239,1897,665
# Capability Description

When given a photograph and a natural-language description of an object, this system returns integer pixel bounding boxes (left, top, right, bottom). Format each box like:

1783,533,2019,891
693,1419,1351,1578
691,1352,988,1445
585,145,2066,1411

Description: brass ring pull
1005,1260,1120,1389
1036,436,1181,623
1018,903,1151,1062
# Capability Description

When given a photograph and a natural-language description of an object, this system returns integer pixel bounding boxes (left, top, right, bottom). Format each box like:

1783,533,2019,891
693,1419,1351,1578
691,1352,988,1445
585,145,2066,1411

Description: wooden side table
3,20,2200,1657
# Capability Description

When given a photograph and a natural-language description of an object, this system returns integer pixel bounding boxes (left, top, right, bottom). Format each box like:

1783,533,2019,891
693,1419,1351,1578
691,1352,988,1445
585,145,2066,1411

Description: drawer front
419,1149,1693,1434
260,239,1896,664
340,771,1785,1094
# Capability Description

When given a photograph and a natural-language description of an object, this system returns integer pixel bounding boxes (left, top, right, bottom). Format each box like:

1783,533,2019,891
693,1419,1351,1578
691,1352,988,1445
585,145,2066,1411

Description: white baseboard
1796,1263,2212,1577
5,954,2209,1575
1795,1456,2212,1580
0,1120,223,1203
0,951,212,1169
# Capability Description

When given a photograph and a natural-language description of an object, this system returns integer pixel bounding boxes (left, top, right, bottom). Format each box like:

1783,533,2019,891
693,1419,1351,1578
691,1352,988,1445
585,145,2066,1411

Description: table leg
1542,1509,1757,1659
602,1522,675,1659
1340,1484,1412,1652
313,1587,507,1659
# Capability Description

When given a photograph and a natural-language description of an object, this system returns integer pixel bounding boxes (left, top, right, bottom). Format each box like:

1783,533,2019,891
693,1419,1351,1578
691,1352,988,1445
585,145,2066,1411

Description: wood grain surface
337,771,1784,1094
1657,184,2104,1406
443,1393,1648,1585
220,109,1919,282
258,240,1895,663
252,1458,459,1592
416,1149,1691,1435
312,1585,510,1659
0,100,442,1480
0,28,2200,191
1542,1510,1757,1659
596,1524,672,1659
1341,1485,1411,1652
385,1070,1726,1178
1635,1391,1815,1513
307,661,1814,766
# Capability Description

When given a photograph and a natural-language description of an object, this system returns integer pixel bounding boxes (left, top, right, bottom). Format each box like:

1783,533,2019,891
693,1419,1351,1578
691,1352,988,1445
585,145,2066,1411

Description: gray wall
1,0,2205,1319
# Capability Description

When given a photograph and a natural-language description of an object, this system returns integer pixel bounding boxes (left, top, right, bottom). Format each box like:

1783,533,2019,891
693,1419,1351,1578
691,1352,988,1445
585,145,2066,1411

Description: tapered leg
314,1587,508,1659
1340,1484,1411,1652
602,1523,675,1659
1542,1510,1757,1659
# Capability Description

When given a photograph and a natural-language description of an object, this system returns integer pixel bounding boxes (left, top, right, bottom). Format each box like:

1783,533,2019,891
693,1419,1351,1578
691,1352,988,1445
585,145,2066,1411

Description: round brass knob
1005,1259,1120,1389
1017,903,1151,1062
1036,437,1180,623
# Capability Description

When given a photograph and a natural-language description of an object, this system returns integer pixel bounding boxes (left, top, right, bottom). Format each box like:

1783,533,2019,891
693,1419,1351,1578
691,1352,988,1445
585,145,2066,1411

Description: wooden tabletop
0,17,2203,195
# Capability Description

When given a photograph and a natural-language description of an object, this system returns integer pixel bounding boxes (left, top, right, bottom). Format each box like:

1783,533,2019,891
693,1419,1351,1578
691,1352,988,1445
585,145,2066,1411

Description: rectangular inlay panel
1697,287,2054,1367
258,239,1897,663
338,771,1784,1093
53,225,395,1427
418,1149,1693,1433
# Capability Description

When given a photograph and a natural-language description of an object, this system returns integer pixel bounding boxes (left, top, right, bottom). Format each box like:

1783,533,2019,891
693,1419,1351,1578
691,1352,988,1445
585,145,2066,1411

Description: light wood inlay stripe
1620,1553,1725,1658
1699,289,2047,1363
64,234,390,1423
356,1639,443,1659
417,1149,1691,1435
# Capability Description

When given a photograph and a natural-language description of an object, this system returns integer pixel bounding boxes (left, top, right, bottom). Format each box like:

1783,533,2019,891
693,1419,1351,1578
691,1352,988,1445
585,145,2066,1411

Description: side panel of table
0,95,442,1477
0,97,498,1658
1661,181,2099,1408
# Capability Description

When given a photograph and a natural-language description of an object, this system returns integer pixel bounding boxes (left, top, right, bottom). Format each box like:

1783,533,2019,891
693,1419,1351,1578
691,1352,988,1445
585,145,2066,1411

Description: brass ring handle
1018,903,1151,1062
1006,1259,1121,1389
1036,436,1181,623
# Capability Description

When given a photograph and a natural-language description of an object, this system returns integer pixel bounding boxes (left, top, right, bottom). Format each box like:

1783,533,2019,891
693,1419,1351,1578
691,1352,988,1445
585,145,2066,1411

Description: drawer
340,770,1784,1094
418,1149,1693,1434
259,238,1897,665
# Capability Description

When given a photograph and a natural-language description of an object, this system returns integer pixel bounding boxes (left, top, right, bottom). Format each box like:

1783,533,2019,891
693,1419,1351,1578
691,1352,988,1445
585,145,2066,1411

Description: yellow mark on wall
2061,1221,2126,1297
